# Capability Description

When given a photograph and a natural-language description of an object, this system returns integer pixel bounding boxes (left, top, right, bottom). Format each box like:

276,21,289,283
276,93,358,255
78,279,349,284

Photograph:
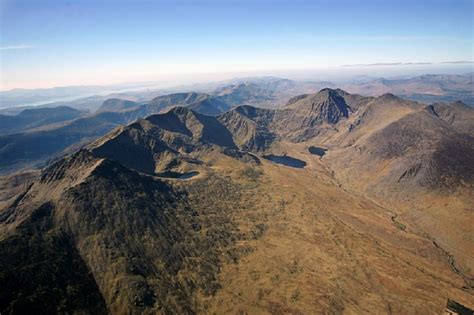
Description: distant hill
343,73,473,105
213,83,275,107
97,98,139,112
0,111,130,174
148,92,208,108
186,98,230,116
147,92,230,115
0,93,231,173
0,106,84,135
211,78,334,108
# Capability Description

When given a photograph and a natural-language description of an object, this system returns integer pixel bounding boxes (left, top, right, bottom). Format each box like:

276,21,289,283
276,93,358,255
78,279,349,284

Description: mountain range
1,87,473,313
2,73,471,114
343,73,473,105
0,93,230,174
0,106,84,135
1,72,471,176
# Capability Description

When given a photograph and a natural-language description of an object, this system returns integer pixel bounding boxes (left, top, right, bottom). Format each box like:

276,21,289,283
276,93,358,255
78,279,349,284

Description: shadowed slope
90,107,236,174
187,98,230,116
0,202,108,314
0,106,83,135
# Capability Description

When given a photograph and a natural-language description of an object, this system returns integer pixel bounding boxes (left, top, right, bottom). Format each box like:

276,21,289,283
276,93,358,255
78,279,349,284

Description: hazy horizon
1,0,472,90
0,64,472,93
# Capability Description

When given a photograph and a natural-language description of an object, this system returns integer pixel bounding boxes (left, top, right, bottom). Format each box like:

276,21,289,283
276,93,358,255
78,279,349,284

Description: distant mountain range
1,87,473,313
2,73,471,113
0,92,231,173
0,106,84,135
0,82,164,109
342,73,473,105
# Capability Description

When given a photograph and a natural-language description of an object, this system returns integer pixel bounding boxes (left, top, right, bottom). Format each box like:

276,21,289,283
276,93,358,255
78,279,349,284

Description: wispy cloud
0,44,34,51
342,61,473,67
314,35,466,42
342,62,432,67
440,60,474,64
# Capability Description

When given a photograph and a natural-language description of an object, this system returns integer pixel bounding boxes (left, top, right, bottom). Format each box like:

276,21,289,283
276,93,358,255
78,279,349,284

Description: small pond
157,171,199,179
263,155,306,168
308,146,327,157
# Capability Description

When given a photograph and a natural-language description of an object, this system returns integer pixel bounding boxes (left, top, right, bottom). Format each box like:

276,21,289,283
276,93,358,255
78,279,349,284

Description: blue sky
0,0,472,90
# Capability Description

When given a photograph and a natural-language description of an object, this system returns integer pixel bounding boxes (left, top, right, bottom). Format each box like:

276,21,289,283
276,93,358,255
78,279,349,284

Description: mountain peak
285,88,351,125
166,105,192,116
378,92,400,101
317,87,349,96
450,100,469,109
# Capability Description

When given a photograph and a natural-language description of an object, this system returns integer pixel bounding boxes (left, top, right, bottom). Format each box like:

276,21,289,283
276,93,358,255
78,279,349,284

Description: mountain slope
316,94,474,283
429,101,474,135
218,88,372,144
186,98,230,116
331,106,474,192
90,107,236,174
274,88,355,141
148,92,208,110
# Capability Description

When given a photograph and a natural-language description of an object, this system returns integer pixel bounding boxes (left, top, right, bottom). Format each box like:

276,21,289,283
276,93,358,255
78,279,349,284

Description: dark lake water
308,146,327,157
157,171,199,179
263,155,306,168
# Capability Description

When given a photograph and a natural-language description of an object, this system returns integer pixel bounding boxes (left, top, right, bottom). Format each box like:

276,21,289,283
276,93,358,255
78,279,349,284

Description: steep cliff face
218,105,276,151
